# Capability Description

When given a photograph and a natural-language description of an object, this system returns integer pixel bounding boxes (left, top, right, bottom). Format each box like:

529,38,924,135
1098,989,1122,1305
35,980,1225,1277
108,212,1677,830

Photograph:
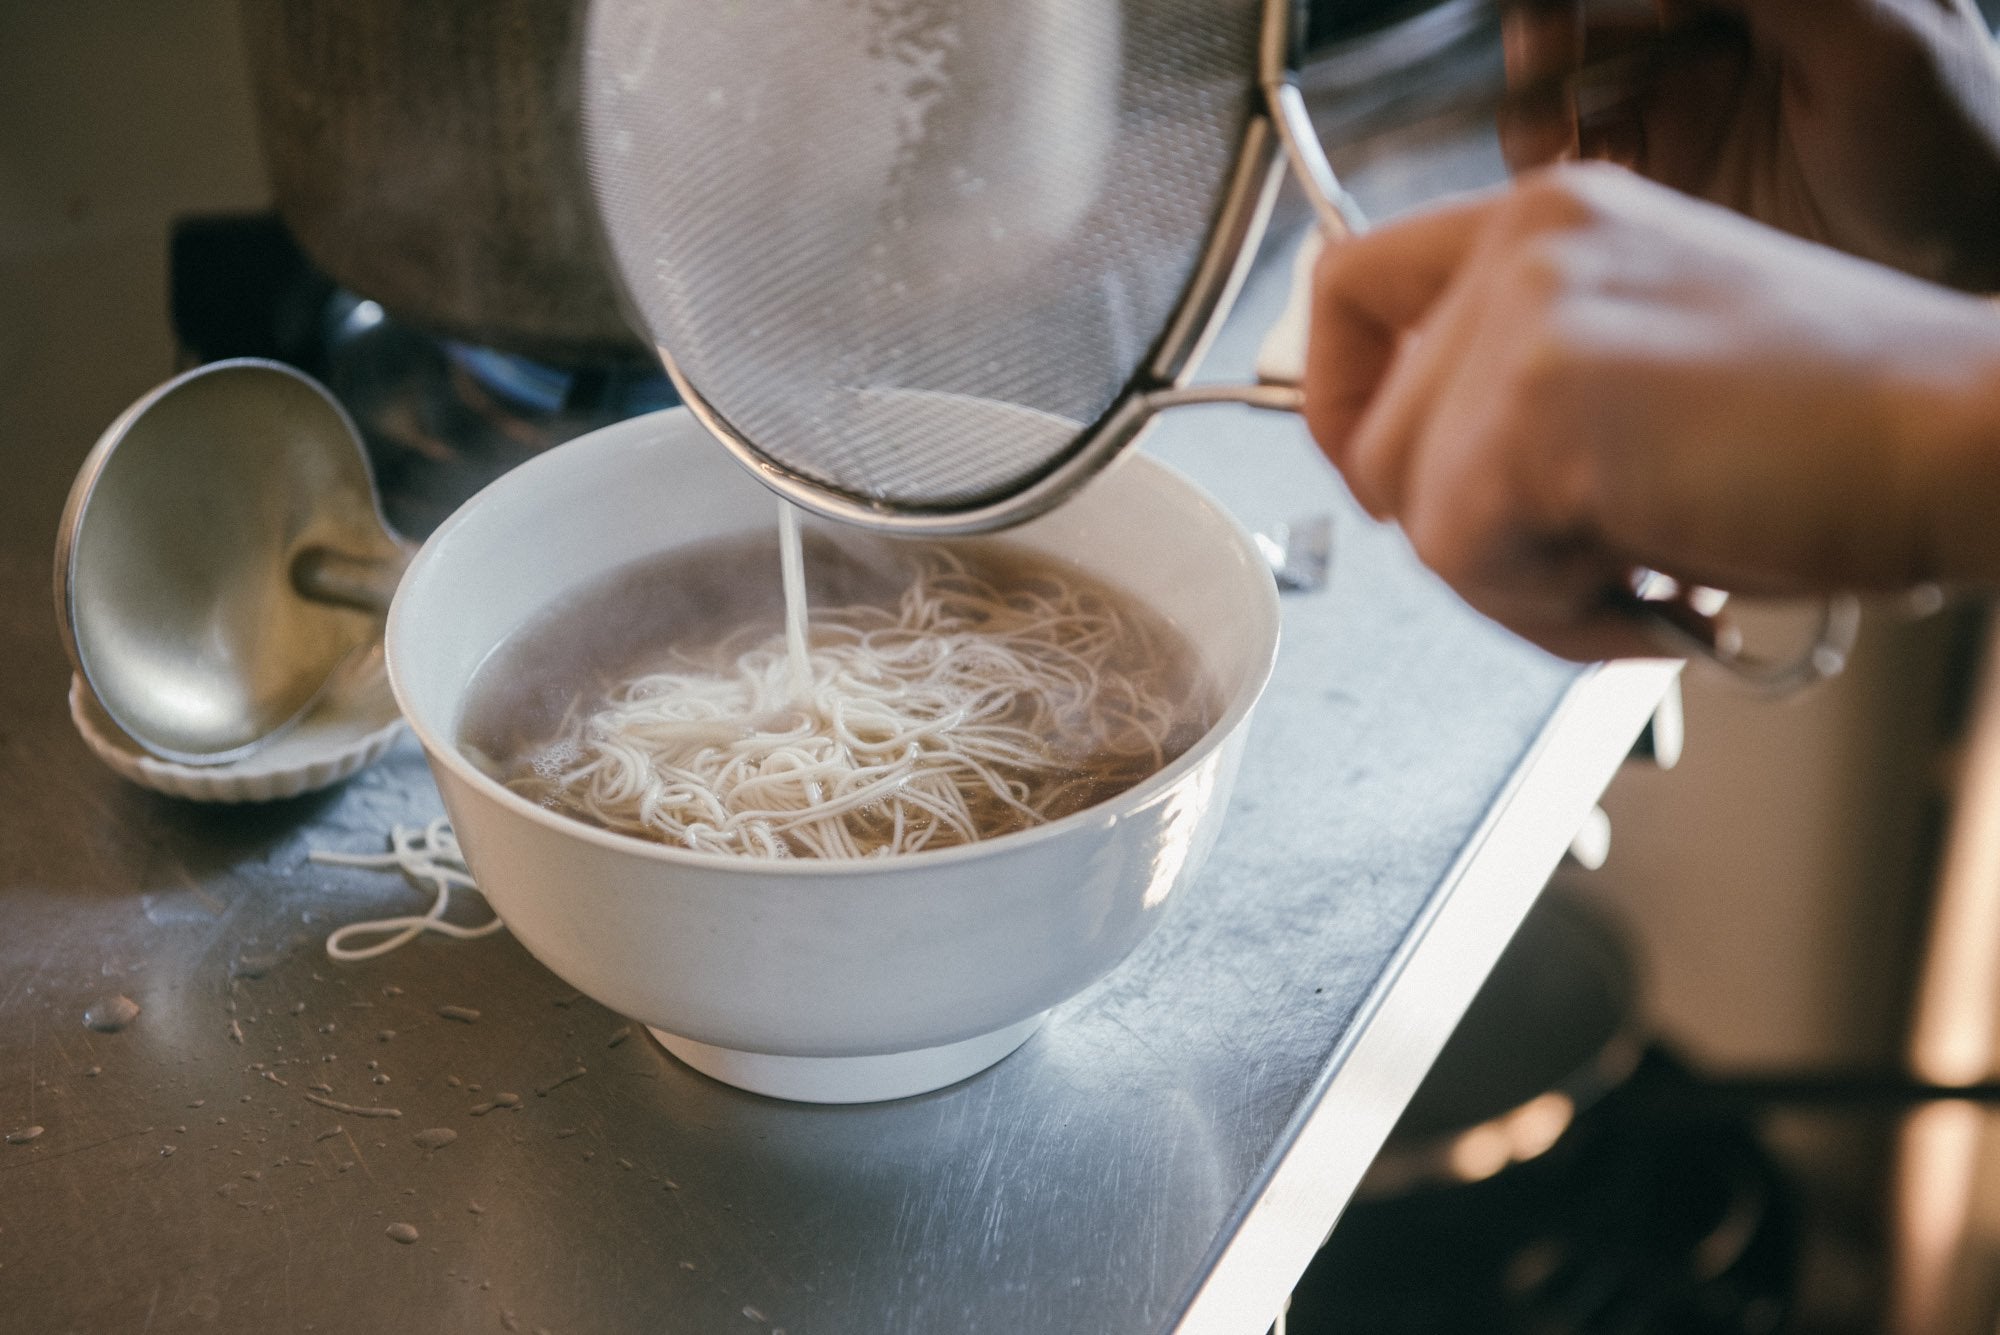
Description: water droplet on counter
377,1030,396,1043
228,1020,244,1045
436,1005,481,1024
6,1126,45,1145
82,995,140,1032
83,1066,101,1078
468,1093,520,1117
160,1145,176,1158
385,1222,420,1245
535,1066,586,1097
231,951,283,980
607,1026,632,1048
468,1201,484,1215
412,1128,457,1152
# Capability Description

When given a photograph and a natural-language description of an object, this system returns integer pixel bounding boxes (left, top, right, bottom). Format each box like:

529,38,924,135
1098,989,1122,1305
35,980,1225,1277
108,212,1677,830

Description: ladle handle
293,547,405,615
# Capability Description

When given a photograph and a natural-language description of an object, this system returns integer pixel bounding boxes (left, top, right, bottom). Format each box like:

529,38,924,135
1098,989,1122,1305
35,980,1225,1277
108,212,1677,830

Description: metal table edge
1172,655,1684,1333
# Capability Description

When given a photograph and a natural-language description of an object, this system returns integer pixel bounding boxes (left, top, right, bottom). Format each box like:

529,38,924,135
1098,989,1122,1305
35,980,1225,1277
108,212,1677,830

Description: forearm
1897,297,2000,586
1498,0,2000,291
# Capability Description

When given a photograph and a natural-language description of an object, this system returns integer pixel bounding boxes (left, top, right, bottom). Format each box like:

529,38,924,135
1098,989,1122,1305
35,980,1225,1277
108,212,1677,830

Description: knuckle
1499,161,1634,238
1514,309,1586,394
1311,236,1367,302
1555,157,1635,195
1496,233,1578,305
1502,165,1589,230
1492,335,1607,521
1404,507,1479,588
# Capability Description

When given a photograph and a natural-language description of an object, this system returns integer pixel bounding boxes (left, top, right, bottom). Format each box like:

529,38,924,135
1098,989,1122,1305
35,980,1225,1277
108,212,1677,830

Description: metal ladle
54,359,410,766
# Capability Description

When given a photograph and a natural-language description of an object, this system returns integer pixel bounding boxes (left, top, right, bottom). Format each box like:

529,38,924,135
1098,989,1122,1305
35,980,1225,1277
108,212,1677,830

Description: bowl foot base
648,1014,1046,1104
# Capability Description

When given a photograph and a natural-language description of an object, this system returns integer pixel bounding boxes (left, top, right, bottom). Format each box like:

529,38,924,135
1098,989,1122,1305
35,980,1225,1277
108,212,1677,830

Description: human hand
1499,0,2000,292
1304,163,2000,663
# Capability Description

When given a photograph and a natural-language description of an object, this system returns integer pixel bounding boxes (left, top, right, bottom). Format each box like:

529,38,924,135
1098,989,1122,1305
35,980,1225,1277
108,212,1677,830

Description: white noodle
778,500,812,703
504,540,1192,859
312,818,505,961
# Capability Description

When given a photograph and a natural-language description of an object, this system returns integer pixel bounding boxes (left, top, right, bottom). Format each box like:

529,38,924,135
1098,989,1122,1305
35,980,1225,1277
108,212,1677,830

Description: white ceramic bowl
387,409,1279,1102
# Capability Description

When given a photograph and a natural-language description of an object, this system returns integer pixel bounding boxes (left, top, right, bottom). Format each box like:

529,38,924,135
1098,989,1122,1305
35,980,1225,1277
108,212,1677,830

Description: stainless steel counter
0,16,1677,1331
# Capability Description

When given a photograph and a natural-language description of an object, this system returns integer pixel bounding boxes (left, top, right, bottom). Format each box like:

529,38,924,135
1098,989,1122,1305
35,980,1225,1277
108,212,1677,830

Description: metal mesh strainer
578,0,1857,694
580,0,1350,532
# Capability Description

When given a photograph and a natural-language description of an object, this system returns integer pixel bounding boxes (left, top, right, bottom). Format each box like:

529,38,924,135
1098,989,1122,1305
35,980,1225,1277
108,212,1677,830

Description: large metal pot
238,0,648,366
235,0,1452,370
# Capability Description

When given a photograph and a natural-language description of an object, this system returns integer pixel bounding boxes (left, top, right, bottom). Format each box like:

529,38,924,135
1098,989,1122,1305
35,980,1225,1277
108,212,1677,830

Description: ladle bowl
55,359,409,765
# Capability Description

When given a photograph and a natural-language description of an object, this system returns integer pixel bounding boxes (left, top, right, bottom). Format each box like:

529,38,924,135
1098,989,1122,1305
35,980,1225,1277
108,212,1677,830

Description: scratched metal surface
0,68,1600,1335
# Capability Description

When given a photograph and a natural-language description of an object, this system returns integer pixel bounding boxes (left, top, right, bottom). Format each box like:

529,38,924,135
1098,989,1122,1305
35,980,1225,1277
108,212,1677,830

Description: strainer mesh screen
583,0,1262,511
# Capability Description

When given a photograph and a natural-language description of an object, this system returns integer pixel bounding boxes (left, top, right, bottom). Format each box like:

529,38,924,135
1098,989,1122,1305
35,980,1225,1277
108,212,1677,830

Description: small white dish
69,647,403,803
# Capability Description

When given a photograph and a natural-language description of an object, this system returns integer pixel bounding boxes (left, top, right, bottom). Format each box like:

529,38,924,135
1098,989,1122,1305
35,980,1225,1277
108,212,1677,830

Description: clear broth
456,530,1218,856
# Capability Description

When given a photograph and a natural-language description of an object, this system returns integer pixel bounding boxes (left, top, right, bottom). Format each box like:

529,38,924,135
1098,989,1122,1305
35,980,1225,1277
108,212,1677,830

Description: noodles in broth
459,507,1214,859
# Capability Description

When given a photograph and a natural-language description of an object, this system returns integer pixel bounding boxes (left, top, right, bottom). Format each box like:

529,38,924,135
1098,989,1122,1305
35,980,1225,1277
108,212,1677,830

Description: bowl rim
386,409,1282,877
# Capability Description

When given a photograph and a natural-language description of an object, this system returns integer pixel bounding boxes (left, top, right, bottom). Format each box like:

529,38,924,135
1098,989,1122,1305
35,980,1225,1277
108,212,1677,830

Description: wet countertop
0,20,1675,1335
